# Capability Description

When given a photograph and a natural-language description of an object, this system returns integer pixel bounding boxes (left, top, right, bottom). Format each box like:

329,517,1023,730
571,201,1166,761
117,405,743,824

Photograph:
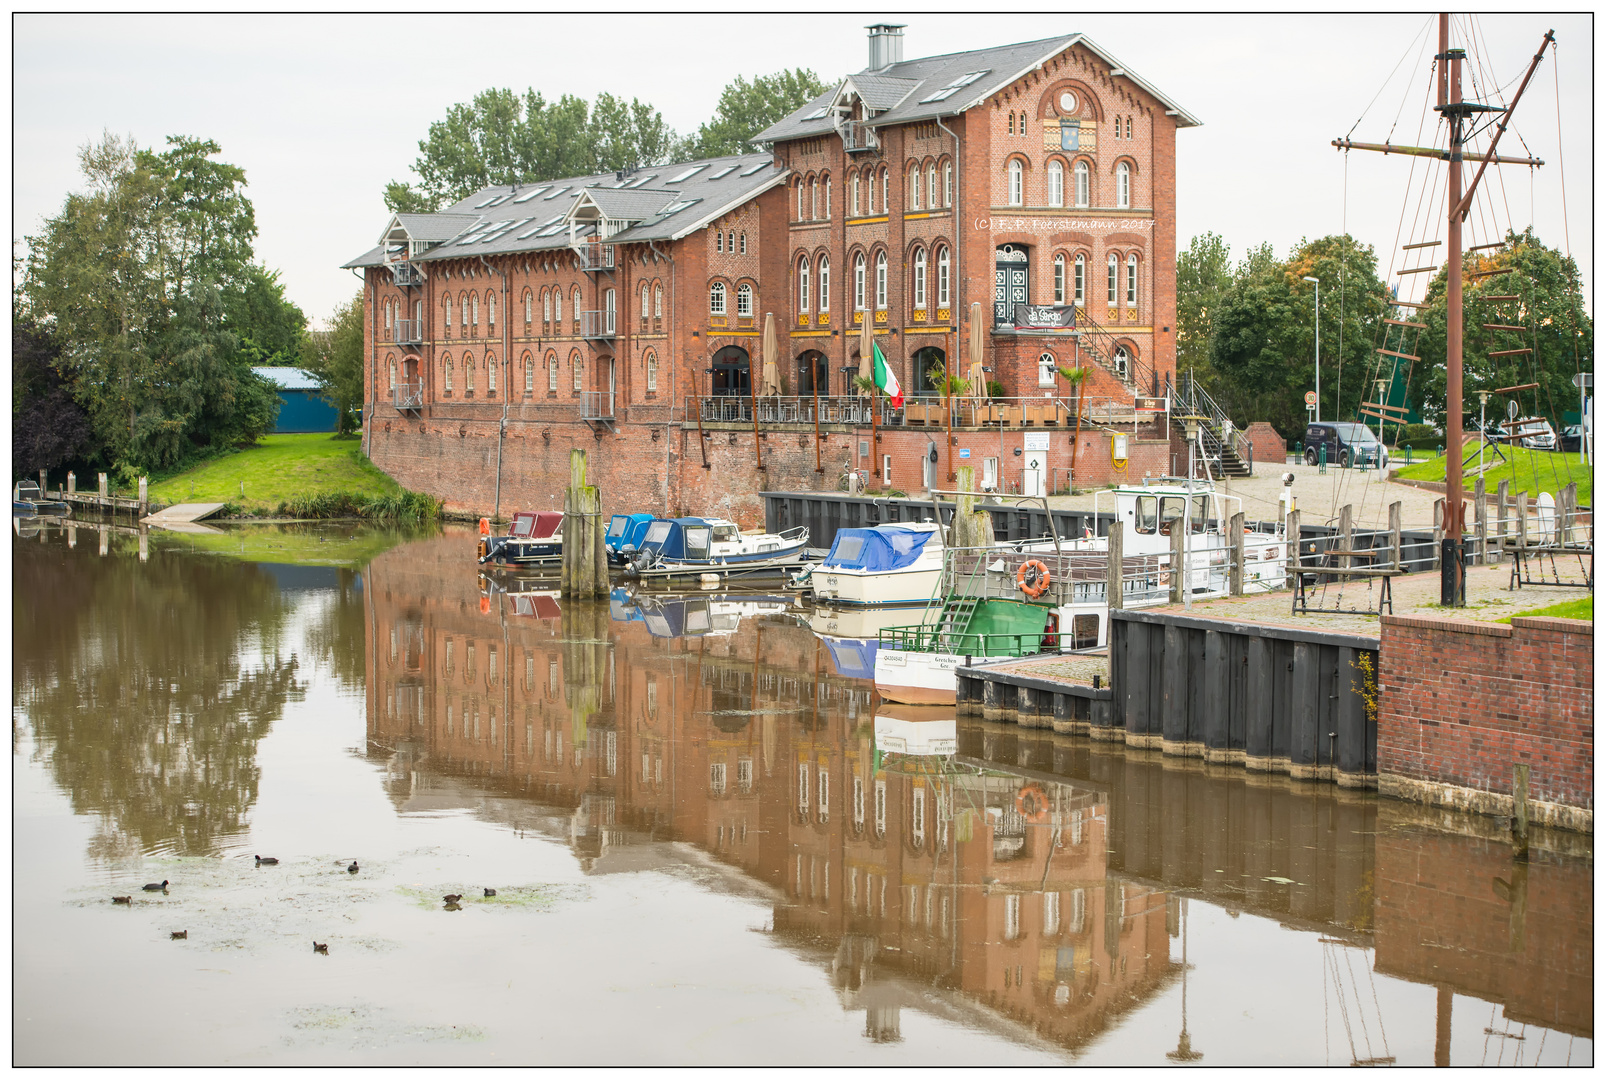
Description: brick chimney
867,24,905,70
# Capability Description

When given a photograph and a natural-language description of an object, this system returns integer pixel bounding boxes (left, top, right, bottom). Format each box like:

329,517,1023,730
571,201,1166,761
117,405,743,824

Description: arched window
445,296,454,336
1075,161,1089,208
1127,253,1139,306
810,178,818,219
912,248,927,309
823,177,831,219
943,160,953,206
851,172,861,216
444,354,454,391
459,293,469,329
736,283,753,318
1038,351,1058,387
465,356,476,391
524,352,534,393
881,168,889,214
1048,160,1064,207
710,281,727,315
1007,160,1023,206
487,351,497,392
739,232,747,254
552,287,562,327
524,291,532,327
874,251,888,309
472,293,479,328
571,349,583,392
853,253,866,311
384,300,393,332
798,256,810,313
927,162,937,210
547,351,558,392
646,350,659,392
936,246,950,307
797,180,805,220
487,292,496,329
1107,253,1119,307
1054,254,1066,304
604,288,615,335
641,283,650,328
716,229,724,253
653,284,662,320
1112,345,1130,379
909,164,921,209
865,168,875,214
387,357,396,389
541,290,549,330
818,256,830,312
570,286,581,329
1117,162,1131,209
1074,254,1086,306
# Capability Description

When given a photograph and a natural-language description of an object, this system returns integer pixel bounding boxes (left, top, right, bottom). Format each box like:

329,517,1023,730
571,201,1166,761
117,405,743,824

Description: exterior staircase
1169,372,1253,478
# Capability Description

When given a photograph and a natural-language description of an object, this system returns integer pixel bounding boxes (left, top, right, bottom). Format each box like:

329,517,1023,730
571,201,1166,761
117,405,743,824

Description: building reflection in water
365,530,1591,1056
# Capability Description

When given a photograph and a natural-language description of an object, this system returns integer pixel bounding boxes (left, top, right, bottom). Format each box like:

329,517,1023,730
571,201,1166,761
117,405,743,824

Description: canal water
13,521,1592,1066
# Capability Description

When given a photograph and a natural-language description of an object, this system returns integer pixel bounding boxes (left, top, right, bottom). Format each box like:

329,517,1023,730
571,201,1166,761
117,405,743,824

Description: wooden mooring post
1228,511,1245,596
1168,524,1184,604
1512,762,1531,860
1285,509,1301,588
1389,501,1402,570
1474,477,1487,564
560,449,608,599
1107,520,1124,609
1496,479,1510,561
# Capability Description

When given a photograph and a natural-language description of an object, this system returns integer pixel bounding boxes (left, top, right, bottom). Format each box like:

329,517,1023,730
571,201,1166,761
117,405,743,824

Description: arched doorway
912,346,947,397
710,345,750,396
995,243,1030,325
796,350,828,397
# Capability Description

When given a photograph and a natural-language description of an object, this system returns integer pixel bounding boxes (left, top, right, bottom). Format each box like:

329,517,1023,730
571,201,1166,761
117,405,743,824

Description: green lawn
1393,447,1592,505
149,434,403,513
153,522,418,567
1499,596,1592,624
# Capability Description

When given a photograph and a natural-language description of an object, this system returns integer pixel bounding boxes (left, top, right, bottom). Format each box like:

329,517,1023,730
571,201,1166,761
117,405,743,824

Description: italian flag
873,341,903,409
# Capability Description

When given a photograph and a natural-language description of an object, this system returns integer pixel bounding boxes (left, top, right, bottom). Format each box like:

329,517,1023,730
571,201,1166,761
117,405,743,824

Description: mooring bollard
1512,762,1530,861
67,471,76,496
1107,520,1124,610
98,472,108,499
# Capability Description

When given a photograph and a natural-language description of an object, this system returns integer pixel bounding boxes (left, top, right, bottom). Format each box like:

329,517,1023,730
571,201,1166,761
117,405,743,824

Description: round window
1058,90,1078,113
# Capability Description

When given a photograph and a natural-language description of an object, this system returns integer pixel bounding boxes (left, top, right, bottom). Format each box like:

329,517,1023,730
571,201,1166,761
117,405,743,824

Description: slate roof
754,32,1200,144
342,152,787,270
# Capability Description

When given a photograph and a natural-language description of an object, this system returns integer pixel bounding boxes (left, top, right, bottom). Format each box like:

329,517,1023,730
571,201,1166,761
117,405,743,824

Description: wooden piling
1433,498,1444,568
138,477,148,520
1228,511,1245,596
1107,520,1124,610
1561,481,1578,545
67,472,75,496
1512,762,1530,860
561,449,607,599
98,473,108,499
1388,501,1402,571
1496,479,1510,558
1286,509,1301,590
1337,504,1353,570
1169,524,1184,604
1474,477,1487,564
1515,491,1529,550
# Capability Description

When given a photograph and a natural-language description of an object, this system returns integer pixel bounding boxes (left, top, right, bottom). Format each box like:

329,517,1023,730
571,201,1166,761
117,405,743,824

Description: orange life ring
1016,558,1052,598
1016,783,1049,822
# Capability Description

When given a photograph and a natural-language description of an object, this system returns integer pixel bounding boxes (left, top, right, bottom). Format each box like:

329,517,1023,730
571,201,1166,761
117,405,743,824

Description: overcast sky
13,13,1592,327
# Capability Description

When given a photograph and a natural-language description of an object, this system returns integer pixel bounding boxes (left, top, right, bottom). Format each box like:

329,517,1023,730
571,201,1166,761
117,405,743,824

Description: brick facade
1377,614,1592,829
359,31,1193,524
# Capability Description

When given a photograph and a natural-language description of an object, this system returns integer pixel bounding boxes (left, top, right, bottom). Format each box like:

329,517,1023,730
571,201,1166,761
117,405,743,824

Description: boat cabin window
607,517,627,538
1134,496,1157,535
684,527,711,559
511,515,535,538
1158,496,1209,535
644,521,673,546
711,524,740,543
1070,614,1100,650
832,536,865,563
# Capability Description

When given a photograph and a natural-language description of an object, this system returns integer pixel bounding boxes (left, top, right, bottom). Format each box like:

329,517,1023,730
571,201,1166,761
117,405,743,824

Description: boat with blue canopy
797,521,943,607
624,517,809,578
605,513,657,564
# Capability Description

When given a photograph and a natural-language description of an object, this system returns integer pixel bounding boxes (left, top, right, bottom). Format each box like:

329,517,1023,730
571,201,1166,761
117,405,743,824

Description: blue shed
254,366,339,433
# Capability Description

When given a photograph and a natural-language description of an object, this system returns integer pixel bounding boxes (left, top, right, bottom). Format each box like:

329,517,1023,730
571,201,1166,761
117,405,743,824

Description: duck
442,894,463,904
483,888,497,897
112,896,132,905
254,856,279,865
142,880,169,891
347,861,359,874
171,931,187,940
313,941,328,954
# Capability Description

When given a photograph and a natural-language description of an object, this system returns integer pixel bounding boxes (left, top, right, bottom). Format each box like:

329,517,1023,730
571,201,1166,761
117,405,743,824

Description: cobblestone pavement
982,652,1109,687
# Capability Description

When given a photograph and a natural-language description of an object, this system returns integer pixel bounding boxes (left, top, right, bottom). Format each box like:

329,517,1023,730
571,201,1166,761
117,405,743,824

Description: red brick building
347,25,1199,524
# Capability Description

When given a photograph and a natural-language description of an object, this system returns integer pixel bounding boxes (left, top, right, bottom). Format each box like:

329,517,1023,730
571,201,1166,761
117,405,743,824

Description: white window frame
937,247,950,307
854,254,866,311
943,160,953,206
797,181,805,220
1074,254,1086,306
1117,162,1131,209
641,284,650,326
818,257,829,312
553,288,562,325
472,293,479,327
823,177,830,219
524,292,532,326
710,761,726,796
927,163,937,211
646,352,658,392
851,172,861,216
1075,161,1089,208
460,293,469,328
571,350,582,391
810,179,818,219
852,775,865,827
874,779,887,836
1007,159,1023,206
1054,254,1066,304
909,165,921,210
740,232,747,254
1048,160,1064,207
547,353,557,392
487,353,496,392
1108,253,1119,306
465,356,475,392
446,296,454,332
524,354,534,393
653,284,662,319
736,283,753,318
1039,351,1058,387
445,355,454,391
710,281,727,315
875,252,888,309
913,248,927,309
817,767,829,822
487,293,496,328
798,257,810,312
881,168,888,214
1127,254,1138,306
716,229,723,253
798,762,810,817
571,287,581,325
387,357,396,390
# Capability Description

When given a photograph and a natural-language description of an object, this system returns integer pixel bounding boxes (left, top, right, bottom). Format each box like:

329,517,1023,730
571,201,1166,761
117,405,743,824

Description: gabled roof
383,212,480,244
342,153,789,268
755,31,1201,144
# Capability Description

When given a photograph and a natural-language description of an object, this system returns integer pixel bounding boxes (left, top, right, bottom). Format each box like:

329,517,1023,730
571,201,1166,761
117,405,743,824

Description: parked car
1303,422,1390,469
1497,415,1557,451
1559,424,1584,453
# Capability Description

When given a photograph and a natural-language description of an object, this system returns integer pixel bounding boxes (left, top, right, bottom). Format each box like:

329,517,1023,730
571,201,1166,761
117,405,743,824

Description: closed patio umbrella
857,310,874,396
760,313,781,396
967,301,986,402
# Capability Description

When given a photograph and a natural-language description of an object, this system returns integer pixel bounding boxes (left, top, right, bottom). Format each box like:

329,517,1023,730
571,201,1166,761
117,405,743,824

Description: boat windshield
711,525,740,543
684,527,711,559
607,516,627,538
832,535,866,562
644,521,673,545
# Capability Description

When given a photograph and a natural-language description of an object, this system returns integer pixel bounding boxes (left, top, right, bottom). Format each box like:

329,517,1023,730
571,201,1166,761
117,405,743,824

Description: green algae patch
396,883,588,911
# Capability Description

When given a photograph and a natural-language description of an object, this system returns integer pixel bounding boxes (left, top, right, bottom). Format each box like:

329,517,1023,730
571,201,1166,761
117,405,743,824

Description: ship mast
1332,14,1552,604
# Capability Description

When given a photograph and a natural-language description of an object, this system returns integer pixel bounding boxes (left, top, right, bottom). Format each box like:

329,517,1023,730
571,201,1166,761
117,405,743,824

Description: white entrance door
1023,452,1046,496
922,443,937,490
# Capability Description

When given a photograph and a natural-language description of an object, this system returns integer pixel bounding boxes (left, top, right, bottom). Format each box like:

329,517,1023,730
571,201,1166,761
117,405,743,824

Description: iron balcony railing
394,380,424,410
394,318,423,346
575,244,615,271
391,262,422,287
689,393,1158,430
841,120,879,152
580,310,616,339
581,390,615,419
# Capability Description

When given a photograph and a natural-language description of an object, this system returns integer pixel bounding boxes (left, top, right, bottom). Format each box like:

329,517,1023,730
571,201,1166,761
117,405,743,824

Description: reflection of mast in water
1321,934,1393,1066
1166,897,1201,1063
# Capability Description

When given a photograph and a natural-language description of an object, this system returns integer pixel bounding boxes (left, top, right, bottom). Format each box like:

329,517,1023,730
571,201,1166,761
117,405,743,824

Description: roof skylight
624,173,659,188
543,186,569,199
666,165,707,183
512,187,546,203
739,161,770,176
918,69,991,104
707,165,737,179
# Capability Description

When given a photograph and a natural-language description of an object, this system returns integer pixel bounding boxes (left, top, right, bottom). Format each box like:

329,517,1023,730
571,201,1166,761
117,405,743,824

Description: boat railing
878,625,1051,658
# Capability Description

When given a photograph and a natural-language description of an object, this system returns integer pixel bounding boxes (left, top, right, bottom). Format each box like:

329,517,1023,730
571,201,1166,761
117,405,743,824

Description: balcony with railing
574,244,615,272
580,310,616,340
686,393,1163,430
841,120,879,153
394,318,423,347
581,391,615,421
394,381,424,411
391,262,422,287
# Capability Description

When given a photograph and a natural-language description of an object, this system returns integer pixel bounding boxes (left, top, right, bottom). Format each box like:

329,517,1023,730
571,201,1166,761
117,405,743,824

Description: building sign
959,448,970,459
1012,305,1076,331
1023,432,1051,452
1134,396,1164,412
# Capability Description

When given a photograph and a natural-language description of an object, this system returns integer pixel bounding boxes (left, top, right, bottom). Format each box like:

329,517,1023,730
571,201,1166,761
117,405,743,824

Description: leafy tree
686,69,830,158
1208,234,1389,437
13,315,92,477
21,132,281,472
225,264,308,367
1414,227,1593,430
303,291,366,435
1174,232,1233,392
385,88,680,213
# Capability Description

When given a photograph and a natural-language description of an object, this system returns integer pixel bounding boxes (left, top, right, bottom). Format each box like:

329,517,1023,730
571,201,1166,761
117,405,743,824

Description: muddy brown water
13,522,1592,1066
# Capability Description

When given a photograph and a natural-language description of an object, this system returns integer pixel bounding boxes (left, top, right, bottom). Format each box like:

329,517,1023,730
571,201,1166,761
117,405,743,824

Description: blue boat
605,513,657,564
625,517,808,576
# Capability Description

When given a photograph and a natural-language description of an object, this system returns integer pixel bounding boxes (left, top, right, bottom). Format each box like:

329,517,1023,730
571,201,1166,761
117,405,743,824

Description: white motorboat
800,521,945,607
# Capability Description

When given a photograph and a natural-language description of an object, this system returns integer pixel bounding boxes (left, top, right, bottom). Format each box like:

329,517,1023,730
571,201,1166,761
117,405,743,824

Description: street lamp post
1302,276,1320,423
1183,415,1200,611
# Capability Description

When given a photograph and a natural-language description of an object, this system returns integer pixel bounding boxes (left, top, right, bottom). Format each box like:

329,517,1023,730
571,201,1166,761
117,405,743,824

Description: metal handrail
574,244,615,271
580,310,616,339
581,390,614,419
394,319,423,346
394,381,424,410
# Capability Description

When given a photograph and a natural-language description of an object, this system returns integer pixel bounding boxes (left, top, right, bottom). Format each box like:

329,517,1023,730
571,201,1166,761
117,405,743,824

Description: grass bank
154,522,419,567
148,433,440,522
1499,596,1592,624
1392,447,1592,505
